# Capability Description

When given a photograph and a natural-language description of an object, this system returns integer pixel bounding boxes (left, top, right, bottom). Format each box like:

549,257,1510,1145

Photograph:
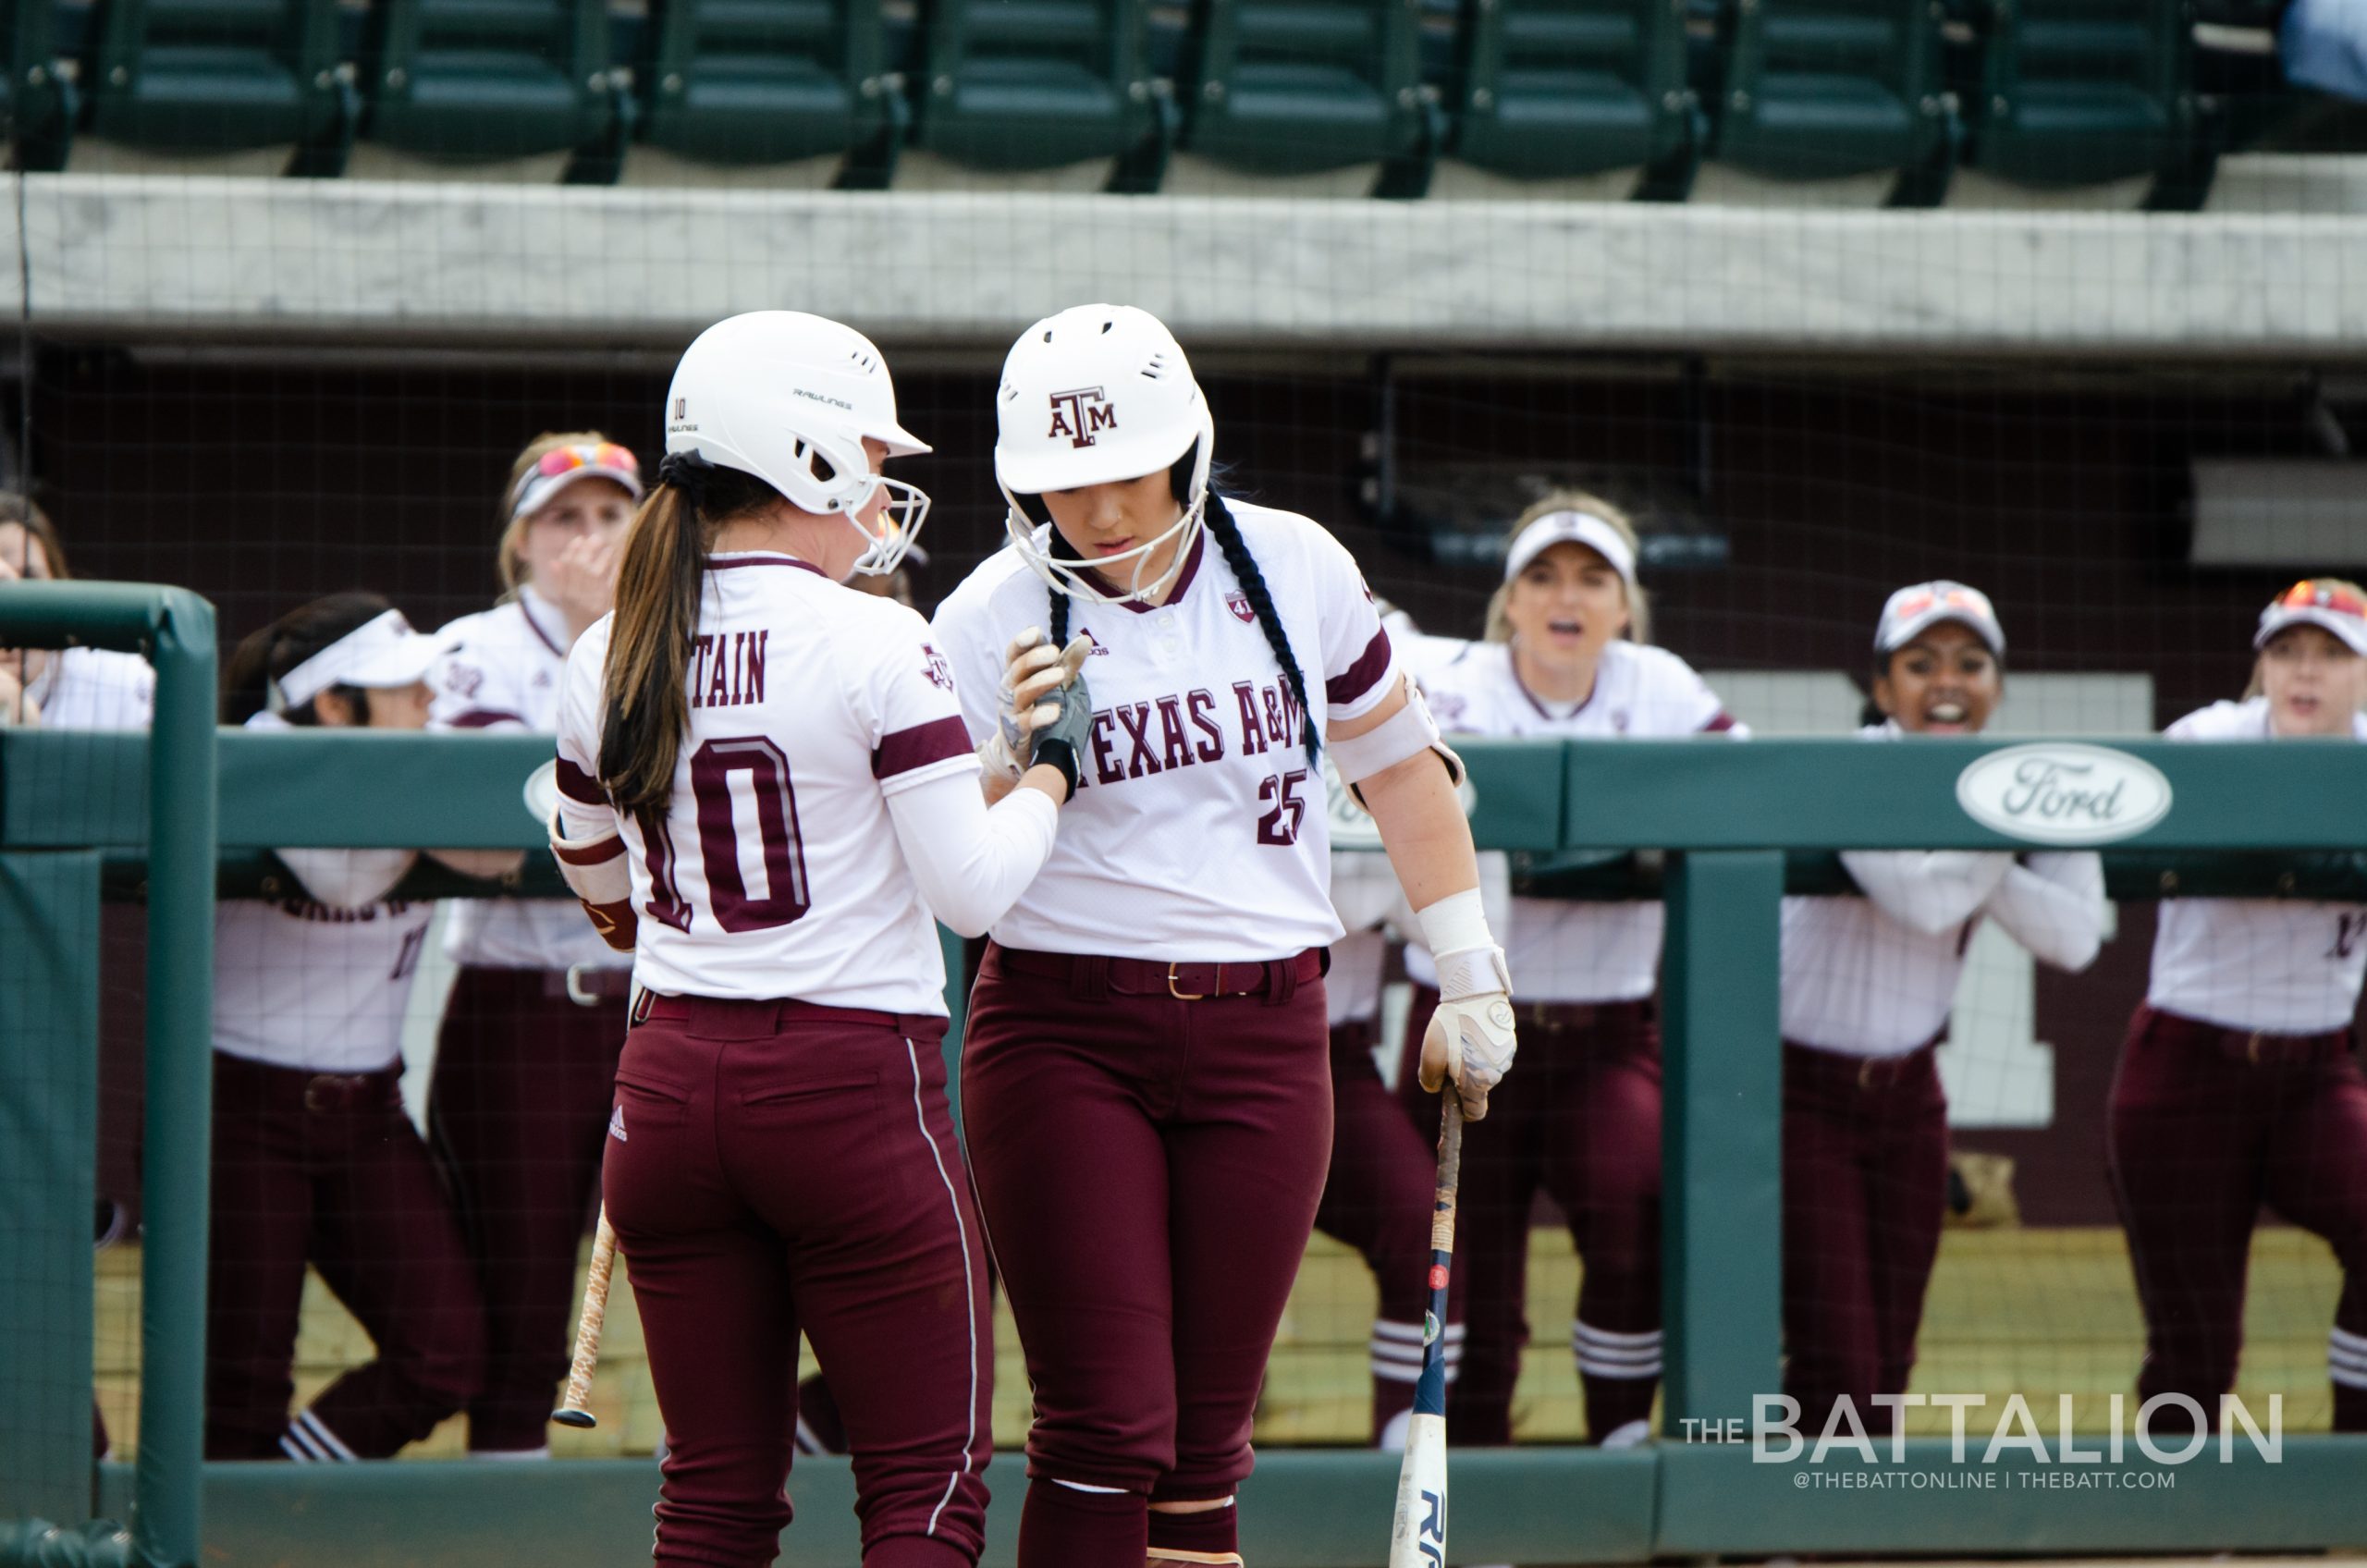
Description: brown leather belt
2142,1005,2350,1067
993,945,1326,1002
1784,1038,1940,1091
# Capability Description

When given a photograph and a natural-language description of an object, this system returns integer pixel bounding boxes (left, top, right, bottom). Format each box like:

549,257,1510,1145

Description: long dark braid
1036,460,1318,759
1203,493,1319,760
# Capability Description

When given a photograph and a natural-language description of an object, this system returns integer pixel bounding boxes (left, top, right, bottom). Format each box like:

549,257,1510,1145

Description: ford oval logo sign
1955,742,2172,846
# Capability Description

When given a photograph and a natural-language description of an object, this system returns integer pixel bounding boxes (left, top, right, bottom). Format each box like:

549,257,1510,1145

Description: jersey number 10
641,736,813,934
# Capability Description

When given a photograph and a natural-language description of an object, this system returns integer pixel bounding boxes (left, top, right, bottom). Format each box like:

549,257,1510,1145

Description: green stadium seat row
3,0,2233,207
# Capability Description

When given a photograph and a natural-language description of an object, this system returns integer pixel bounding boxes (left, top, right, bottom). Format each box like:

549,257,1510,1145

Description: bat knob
550,1408,599,1429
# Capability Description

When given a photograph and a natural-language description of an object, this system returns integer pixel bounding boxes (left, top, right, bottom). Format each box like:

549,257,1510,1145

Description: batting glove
1416,888,1516,1121
979,625,1095,784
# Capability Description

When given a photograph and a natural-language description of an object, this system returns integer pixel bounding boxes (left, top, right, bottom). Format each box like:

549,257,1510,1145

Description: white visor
2256,592,2367,657
1504,510,1637,587
275,610,440,711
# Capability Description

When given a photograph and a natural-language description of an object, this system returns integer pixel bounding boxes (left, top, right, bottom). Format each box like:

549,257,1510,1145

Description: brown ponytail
598,461,781,813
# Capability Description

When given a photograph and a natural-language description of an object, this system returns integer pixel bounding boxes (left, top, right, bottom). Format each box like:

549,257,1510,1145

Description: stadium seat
1448,0,1703,201
1179,0,1441,197
80,0,355,173
912,0,1172,191
360,0,623,178
1712,0,1959,206
3,0,78,168
636,0,905,187
1967,0,2215,208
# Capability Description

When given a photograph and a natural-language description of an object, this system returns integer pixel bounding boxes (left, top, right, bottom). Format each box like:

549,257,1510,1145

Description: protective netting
6,0,2365,1479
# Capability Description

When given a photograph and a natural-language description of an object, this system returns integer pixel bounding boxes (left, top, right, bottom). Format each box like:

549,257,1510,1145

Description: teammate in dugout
426,432,644,1457
2109,579,2367,1437
550,312,1087,1568
1778,582,2105,1439
1397,496,1742,1448
205,594,521,1461
929,303,1515,1568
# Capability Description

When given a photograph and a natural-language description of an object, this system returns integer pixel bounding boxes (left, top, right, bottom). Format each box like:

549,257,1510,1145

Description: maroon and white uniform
557,553,1045,1568
1317,844,1467,1446
1400,638,1739,1446
425,584,635,1453
1780,722,2104,1437
207,712,484,1462
932,503,1396,1560
2111,697,2367,1434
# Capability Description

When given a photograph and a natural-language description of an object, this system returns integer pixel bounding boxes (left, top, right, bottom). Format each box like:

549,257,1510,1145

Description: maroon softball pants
205,1052,484,1460
427,965,628,1452
1398,988,1664,1445
961,944,1332,1568
1313,1020,1468,1444
1779,1041,1949,1440
604,997,991,1568
2107,1005,2367,1434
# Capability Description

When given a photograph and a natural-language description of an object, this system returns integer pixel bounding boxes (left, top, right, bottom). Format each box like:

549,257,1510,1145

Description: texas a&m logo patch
921,643,955,692
1048,386,1117,448
1226,591,1255,624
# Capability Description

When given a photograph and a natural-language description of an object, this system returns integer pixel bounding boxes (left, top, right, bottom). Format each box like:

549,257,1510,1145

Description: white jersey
2148,698,2367,1035
21,647,154,729
555,554,980,1013
1783,725,2106,1057
931,503,1400,962
431,586,624,974
1407,640,1741,1003
214,717,432,1072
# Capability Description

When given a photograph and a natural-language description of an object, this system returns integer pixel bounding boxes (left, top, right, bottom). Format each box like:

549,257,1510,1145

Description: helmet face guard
664,311,933,574
991,304,1214,606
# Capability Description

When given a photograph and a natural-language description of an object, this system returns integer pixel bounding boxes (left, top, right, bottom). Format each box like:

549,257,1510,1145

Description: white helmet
994,303,1214,605
664,311,932,576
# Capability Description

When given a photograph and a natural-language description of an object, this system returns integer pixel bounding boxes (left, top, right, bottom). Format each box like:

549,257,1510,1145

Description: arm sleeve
276,848,420,909
1837,850,2014,937
1983,851,2107,972
552,627,622,846
1307,530,1400,727
885,769,1059,938
858,607,984,797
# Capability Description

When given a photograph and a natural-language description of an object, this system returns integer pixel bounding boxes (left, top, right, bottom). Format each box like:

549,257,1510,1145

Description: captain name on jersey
272,895,420,925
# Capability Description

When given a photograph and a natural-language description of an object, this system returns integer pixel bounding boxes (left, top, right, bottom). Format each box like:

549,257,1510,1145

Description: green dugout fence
5,579,2366,1566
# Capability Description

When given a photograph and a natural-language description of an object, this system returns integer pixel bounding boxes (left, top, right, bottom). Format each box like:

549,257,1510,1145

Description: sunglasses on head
535,442,638,481
2275,580,2367,620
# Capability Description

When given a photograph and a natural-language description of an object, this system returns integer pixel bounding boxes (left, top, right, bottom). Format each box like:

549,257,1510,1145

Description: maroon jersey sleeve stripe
556,757,607,805
448,708,527,729
1324,628,1394,707
873,716,974,780
1701,711,1737,733
552,832,625,866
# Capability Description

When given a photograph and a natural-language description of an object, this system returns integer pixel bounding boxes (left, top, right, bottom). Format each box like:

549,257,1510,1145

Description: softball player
1398,496,1740,1448
427,433,644,1456
931,303,1513,1568
551,312,1084,1568
2110,579,2367,1436
206,594,515,1461
0,495,155,727
1780,582,2104,1437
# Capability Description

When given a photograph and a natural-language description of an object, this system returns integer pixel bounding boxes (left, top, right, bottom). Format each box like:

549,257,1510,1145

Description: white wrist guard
549,804,631,907
1332,684,1463,802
